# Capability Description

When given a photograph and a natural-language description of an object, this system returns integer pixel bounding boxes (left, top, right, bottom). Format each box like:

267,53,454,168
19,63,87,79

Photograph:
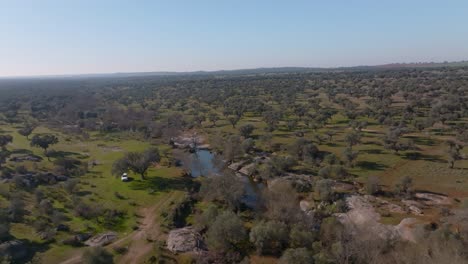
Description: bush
394,176,413,198
206,211,247,252
315,179,334,202
82,247,114,264
365,176,381,195
249,220,289,255
289,225,316,249
279,248,314,264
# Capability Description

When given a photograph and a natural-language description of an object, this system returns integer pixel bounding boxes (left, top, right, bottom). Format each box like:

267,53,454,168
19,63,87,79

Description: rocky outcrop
84,232,117,247
336,195,418,242
402,200,424,216
167,227,203,253
415,192,452,206
228,161,247,171
238,163,256,176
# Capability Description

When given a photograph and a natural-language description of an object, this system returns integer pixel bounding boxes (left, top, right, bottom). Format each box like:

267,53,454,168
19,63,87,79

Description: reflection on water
185,149,263,208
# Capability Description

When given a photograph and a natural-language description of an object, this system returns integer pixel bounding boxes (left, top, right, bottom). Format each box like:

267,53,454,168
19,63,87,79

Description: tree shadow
76,190,93,196
361,149,384,155
47,150,81,158
10,149,34,155
362,140,382,146
406,136,438,146
402,152,445,163
356,161,388,171
15,240,51,264
129,175,196,193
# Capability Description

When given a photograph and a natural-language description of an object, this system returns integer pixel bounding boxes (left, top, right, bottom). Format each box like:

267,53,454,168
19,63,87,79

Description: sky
1,0,468,77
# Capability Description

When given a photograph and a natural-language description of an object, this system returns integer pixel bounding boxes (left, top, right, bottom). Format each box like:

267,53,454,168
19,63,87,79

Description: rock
228,160,247,171
402,200,425,215
374,197,405,214
167,227,203,253
415,192,452,205
238,163,256,176
84,232,117,247
0,240,29,261
268,173,313,192
408,205,423,216
299,200,315,215
299,200,311,212
336,195,418,242
332,181,356,192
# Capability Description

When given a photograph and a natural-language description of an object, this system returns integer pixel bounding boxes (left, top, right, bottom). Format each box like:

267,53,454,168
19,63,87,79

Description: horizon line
1,59,467,79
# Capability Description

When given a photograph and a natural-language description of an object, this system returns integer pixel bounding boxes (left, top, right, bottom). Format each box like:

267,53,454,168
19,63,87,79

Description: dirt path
59,192,176,264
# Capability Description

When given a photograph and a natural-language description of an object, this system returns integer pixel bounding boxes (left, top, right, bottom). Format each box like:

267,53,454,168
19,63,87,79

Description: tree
383,128,413,154
0,135,13,151
82,247,114,264
239,124,255,138
199,171,244,210
446,140,464,169
279,248,314,264
0,151,10,169
394,176,413,198
206,211,247,252
208,112,219,127
365,176,381,195
18,125,35,140
227,115,240,128
286,119,298,131
262,182,302,224
112,148,160,180
249,220,289,255
344,131,361,149
0,210,11,242
325,130,336,142
315,179,334,202
263,110,282,131
223,135,244,162
241,138,255,154
30,134,58,154
193,114,206,127
342,147,359,167
288,139,319,163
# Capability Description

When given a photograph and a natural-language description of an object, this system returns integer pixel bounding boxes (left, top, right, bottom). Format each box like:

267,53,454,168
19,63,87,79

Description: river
186,149,263,208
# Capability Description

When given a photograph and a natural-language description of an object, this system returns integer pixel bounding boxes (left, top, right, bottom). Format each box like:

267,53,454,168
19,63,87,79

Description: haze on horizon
1,0,468,77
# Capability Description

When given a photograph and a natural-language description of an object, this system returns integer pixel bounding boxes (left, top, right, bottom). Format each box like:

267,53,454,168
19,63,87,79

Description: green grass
0,124,190,262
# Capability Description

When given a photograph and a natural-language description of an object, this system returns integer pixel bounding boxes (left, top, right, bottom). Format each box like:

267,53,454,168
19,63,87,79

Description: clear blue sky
1,0,468,76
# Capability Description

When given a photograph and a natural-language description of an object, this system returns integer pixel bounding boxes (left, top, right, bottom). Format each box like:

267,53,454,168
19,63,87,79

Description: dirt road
59,192,176,264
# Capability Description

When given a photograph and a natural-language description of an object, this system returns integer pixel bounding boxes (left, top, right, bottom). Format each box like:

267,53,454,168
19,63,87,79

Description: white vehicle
121,173,129,182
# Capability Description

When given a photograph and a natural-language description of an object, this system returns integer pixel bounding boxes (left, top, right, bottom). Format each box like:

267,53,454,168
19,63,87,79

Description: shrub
279,248,314,264
206,211,247,252
82,247,114,264
249,220,289,255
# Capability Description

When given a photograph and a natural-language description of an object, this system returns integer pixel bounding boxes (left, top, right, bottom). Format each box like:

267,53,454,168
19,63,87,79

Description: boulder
84,232,117,247
167,227,203,253
415,192,452,206
238,163,256,176
228,160,247,171
408,205,423,216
